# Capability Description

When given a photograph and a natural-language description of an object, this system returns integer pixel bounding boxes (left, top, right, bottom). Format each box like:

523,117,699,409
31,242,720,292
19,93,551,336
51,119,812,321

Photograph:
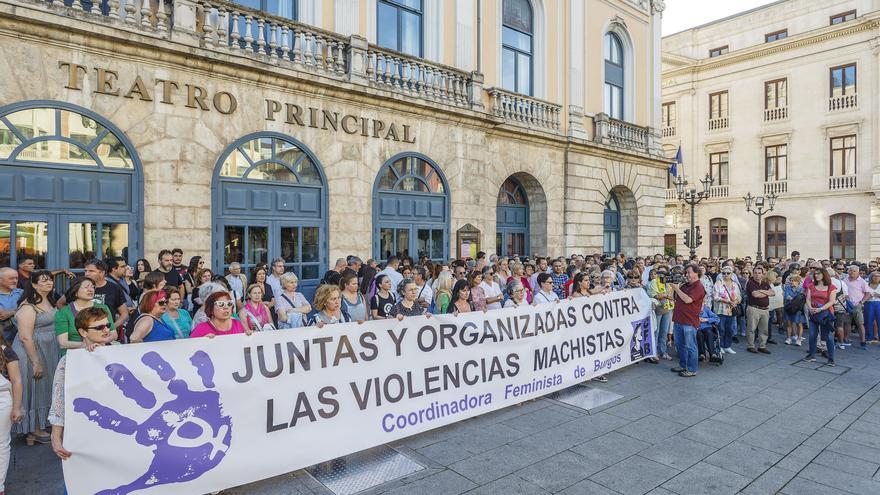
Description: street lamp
743,192,778,262
673,173,713,258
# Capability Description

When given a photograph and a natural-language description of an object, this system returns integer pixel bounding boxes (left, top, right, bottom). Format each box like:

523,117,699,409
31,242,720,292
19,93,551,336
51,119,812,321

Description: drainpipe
476,0,482,72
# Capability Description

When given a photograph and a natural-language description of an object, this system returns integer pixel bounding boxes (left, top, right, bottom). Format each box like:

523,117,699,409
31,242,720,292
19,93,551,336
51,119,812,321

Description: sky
662,0,782,35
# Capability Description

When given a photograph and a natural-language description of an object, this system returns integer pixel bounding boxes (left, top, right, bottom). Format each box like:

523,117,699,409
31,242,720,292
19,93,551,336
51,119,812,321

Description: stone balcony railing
666,188,678,202
662,126,675,137
764,107,787,122
708,185,728,198
829,174,857,190
708,116,728,131
829,94,857,112
487,88,561,132
764,179,788,195
594,114,653,153
24,0,172,34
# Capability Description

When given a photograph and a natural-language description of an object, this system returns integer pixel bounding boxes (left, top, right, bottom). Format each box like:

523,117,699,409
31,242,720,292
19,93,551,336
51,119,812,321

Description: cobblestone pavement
12,330,880,495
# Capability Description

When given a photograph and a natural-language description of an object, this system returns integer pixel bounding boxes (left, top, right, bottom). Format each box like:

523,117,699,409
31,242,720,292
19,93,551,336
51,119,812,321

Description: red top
672,281,706,328
809,284,834,311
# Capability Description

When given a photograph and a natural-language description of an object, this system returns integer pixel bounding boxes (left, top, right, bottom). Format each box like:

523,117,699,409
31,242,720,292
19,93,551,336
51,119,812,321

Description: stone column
567,0,586,139
650,0,666,132
455,0,475,71
334,0,359,36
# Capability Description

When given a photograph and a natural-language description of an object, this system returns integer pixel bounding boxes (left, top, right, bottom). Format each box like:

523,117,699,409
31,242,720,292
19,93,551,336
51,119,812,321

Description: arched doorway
603,186,638,256
0,101,142,272
373,153,449,262
496,176,529,256
603,193,620,255
212,132,327,298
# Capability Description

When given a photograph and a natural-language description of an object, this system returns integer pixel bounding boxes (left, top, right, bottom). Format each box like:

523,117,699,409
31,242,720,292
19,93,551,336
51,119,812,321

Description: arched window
603,193,620,255
709,218,728,258
232,0,296,19
374,154,449,262
377,0,423,57
830,213,856,260
765,216,786,260
213,133,327,296
604,32,624,119
502,0,533,95
0,102,141,272
496,177,529,256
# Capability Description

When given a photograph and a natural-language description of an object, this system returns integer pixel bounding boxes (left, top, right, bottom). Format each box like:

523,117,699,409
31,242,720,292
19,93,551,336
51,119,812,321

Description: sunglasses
214,300,235,308
156,299,167,306
86,323,111,331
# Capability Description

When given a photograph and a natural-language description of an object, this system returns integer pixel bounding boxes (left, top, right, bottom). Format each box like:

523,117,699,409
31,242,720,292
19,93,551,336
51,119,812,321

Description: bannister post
346,35,368,84
567,105,586,139
468,71,485,111
593,112,610,145
172,0,202,44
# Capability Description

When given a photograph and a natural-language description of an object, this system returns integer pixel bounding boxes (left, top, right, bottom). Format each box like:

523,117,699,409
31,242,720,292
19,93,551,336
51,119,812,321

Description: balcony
764,179,788,195
487,88,561,132
764,107,787,122
708,117,728,131
593,114,652,154
26,0,171,33
662,126,676,138
708,185,728,198
829,174,857,190
829,94,857,112
666,188,678,202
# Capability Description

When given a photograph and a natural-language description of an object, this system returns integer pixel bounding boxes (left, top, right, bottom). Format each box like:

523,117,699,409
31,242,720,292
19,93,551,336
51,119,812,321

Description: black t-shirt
94,281,126,319
371,292,396,318
1,346,18,380
321,270,342,287
153,268,184,288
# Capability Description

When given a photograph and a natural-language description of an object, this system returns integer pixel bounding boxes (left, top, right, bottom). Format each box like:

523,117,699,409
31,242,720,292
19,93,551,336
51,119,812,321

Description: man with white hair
225,262,247,302
843,265,871,350
0,267,22,342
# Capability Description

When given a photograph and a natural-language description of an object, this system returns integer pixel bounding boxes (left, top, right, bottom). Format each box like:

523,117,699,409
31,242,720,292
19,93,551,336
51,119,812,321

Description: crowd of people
1,247,880,493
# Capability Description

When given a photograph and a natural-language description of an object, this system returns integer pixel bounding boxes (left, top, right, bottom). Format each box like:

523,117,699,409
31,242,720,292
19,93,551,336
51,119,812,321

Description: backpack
784,292,806,315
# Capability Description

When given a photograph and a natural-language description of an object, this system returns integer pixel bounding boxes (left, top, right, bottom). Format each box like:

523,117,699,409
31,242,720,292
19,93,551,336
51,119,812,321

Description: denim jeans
673,323,698,372
865,301,880,341
808,320,836,362
656,310,672,356
718,315,736,348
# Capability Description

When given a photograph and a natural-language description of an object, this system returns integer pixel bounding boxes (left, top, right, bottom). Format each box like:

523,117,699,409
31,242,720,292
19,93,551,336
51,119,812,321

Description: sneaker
678,370,696,377
805,355,817,362
747,347,758,353
842,340,852,347
837,344,846,350
871,339,879,344
784,337,792,345
827,361,836,367
796,338,803,346
661,353,673,361
671,367,686,373
758,348,771,354
732,336,740,343
725,347,736,355
861,343,869,350
698,354,705,362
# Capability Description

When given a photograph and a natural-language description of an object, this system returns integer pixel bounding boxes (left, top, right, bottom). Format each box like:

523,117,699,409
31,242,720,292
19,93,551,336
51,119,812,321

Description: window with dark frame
764,79,787,109
709,45,728,58
765,144,787,181
830,63,856,97
830,10,856,25
501,0,534,96
830,213,856,260
709,218,728,258
765,216,787,260
830,135,856,176
604,32,625,119
709,151,728,186
376,0,423,57
765,30,788,42
709,91,728,119
662,102,676,128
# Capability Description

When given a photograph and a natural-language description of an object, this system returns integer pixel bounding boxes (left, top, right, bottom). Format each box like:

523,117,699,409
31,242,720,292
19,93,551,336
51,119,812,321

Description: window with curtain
765,216,786,259
377,0,423,57
765,145,787,181
604,32,624,119
709,218,728,258
830,135,856,176
830,213,856,260
501,0,533,96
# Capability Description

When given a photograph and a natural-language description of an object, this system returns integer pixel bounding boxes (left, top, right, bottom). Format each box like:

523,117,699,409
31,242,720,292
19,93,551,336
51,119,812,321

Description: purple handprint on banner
73,350,232,495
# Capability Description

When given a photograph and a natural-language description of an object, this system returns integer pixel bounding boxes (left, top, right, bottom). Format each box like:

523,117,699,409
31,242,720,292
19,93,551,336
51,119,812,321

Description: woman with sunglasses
190,291,251,338
713,267,741,354
129,290,176,343
479,267,504,311
55,277,116,355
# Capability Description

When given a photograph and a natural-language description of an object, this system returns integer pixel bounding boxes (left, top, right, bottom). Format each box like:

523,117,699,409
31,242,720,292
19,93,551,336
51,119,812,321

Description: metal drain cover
306,445,424,495
549,385,624,411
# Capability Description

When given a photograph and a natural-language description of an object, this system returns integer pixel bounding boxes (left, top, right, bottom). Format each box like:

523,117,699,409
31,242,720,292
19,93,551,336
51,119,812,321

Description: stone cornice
662,16,880,80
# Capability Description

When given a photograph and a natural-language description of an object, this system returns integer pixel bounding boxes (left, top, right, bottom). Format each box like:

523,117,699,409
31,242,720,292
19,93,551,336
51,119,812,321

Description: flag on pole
669,146,682,176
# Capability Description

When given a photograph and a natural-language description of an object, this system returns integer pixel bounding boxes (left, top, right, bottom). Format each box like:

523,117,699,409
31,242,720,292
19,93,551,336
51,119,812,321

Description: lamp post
673,173,714,258
743,192,778,262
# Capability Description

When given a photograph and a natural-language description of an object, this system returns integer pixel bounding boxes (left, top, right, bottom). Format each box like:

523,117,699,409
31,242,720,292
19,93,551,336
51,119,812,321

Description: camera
668,268,685,285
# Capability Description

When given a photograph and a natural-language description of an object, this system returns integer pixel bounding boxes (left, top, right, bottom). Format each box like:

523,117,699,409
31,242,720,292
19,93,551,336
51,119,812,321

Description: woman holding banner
190,292,250,338
309,284,352,327
448,280,474,314
503,280,527,308
569,273,592,299
391,280,430,319
533,273,560,305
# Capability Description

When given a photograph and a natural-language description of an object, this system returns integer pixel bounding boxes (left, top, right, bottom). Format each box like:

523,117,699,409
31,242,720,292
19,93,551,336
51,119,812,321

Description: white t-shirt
267,274,283,303
416,283,433,308
534,289,559,305
479,281,503,310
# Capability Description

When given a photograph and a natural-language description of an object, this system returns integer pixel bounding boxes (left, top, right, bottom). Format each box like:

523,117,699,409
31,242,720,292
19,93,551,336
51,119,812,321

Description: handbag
785,292,806,315
278,294,304,329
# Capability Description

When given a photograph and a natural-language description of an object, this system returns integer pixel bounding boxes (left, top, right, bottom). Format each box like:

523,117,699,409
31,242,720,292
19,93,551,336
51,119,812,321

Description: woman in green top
434,271,453,314
54,277,115,355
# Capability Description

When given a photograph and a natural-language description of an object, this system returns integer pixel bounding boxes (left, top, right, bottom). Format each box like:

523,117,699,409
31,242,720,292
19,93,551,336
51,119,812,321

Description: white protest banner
63,289,655,494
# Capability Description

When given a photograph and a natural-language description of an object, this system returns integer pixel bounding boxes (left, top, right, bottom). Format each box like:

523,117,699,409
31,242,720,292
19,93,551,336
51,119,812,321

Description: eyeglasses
214,300,235,308
156,299,167,306
86,323,111,331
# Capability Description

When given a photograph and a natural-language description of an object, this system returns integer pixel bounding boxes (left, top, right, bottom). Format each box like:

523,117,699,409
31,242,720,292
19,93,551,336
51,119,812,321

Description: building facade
0,0,668,293
662,0,880,261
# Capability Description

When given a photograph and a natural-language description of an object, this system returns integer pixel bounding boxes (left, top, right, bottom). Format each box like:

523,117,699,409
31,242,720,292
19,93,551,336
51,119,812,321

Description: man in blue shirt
0,268,23,343
549,259,569,300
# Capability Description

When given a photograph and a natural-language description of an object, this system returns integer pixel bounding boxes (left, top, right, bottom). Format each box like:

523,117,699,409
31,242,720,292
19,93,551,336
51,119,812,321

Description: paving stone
449,445,548,485
812,450,880,478
737,392,799,414
838,427,880,450
518,451,598,493
382,470,477,495
416,437,480,466
709,405,773,430
799,462,880,495
603,397,654,421
651,402,717,427
557,478,623,495
740,466,797,495
679,418,751,447
703,441,783,478
616,415,687,445
827,438,880,464
803,427,842,450
780,476,859,495
825,413,860,431
570,431,651,468
453,422,531,454
561,412,632,441
639,435,718,470
660,461,750,495
508,425,585,459
739,424,810,455
463,474,549,495
589,455,680,495
502,405,577,435
775,444,822,472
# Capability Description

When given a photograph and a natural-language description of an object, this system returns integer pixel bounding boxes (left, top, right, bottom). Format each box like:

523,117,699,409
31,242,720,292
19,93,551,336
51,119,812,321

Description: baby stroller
697,323,724,366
